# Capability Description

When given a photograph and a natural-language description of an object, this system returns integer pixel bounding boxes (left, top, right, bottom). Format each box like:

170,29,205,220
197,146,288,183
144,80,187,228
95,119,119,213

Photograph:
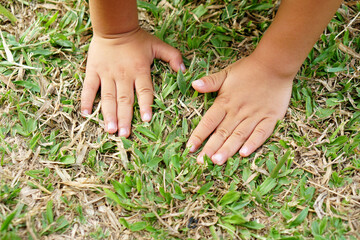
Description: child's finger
153,40,184,72
239,118,276,157
135,73,153,122
211,118,259,165
187,104,226,155
116,80,134,138
192,70,227,93
81,71,100,116
196,114,241,164
100,77,118,134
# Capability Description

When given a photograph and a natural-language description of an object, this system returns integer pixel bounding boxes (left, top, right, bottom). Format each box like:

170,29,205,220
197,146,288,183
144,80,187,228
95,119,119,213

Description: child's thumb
153,40,185,72
192,70,227,93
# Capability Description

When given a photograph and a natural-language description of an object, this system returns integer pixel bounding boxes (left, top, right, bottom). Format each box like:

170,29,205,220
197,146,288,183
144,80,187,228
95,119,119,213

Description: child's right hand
81,28,185,137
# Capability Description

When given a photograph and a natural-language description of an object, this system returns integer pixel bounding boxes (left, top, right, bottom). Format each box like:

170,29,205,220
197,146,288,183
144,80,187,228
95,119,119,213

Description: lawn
0,0,359,239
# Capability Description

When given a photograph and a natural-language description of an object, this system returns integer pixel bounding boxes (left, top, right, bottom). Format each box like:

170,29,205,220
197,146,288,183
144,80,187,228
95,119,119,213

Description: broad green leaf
104,188,122,205
281,208,293,220
0,4,17,23
111,180,127,199
0,211,16,231
258,177,277,196
17,110,27,130
305,94,313,117
325,66,347,73
197,181,214,196
13,80,40,92
288,207,309,228
136,177,142,192
224,158,239,177
244,3,273,11
54,216,70,232
32,49,53,57
29,132,41,150
45,11,58,28
219,191,241,206
311,221,320,235
326,98,341,107
26,118,37,133
240,221,265,230
176,70,187,95
46,200,54,224
59,155,75,164
222,213,246,225
319,218,328,235
130,221,147,232
137,1,159,14
315,108,335,119
162,82,177,98
135,126,157,141
119,218,130,229
193,5,208,18
147,157,162,169
330,136,348,146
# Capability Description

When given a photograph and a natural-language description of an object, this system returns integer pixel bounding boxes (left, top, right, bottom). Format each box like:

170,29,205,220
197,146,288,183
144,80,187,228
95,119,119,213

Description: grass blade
46,200,54,224
0,211,16,232
197,181,214,196
270,150,291,178
219,191,241,206
288,207,309,228
0,4,17,24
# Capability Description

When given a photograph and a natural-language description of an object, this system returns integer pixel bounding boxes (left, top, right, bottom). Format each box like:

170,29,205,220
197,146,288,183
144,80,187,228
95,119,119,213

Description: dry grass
0,0,359,239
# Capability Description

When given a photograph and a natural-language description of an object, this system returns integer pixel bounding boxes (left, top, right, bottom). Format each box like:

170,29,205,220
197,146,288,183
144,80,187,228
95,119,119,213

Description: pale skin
81,0,343,165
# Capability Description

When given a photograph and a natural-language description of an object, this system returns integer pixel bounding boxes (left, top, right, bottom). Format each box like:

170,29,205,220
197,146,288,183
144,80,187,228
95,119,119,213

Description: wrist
89,0,139,39
93,25,141,40
250,43,302,79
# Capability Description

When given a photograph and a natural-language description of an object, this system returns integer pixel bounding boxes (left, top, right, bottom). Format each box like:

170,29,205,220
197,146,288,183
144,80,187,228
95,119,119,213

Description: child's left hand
187,56,295,165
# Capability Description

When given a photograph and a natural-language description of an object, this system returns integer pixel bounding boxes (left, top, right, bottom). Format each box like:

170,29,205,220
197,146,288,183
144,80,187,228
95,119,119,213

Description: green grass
0,0,359,239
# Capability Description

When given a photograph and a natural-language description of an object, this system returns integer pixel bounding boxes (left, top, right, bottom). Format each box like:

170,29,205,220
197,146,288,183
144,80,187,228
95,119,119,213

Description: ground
0,0,359,239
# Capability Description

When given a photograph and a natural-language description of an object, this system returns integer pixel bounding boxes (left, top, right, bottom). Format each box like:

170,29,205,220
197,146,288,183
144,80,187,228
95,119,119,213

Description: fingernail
192,80,204,87
212,154,224,165
119,128,128,137
240,146,249,156
142,113,151,122
107,122,117,132
197,154,204,164
186,142,196,152
82,110,90,116
180,63,186,72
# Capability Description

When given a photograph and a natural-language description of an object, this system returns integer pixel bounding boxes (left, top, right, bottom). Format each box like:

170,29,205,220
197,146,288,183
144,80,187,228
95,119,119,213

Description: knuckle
137,87,153,96
201,117,216,130
216,95,231,105
117,94,133,105
247,140,258,149
174,49,182,58
87,85,99,94
191,134,203,144
234,104,244,114
102,92,116,102
133,62,149,74
169,48,181,58
254,128,267,138
204,74,217,87
115,68,127,79
233,129,247,141
83,80,99,93
216,128,229,139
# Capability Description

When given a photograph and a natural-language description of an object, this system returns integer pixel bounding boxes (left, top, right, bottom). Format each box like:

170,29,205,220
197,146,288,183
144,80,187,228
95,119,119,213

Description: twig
335,11,360,39
151,207,182,238
308,180,360,206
